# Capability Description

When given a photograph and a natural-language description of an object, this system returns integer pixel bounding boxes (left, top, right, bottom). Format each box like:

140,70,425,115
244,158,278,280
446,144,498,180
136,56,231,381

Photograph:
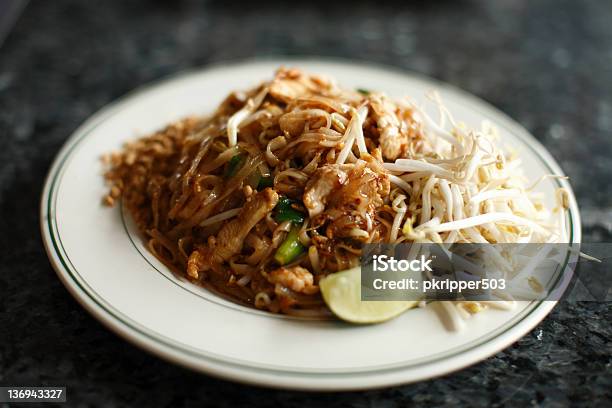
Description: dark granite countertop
0,0,610,406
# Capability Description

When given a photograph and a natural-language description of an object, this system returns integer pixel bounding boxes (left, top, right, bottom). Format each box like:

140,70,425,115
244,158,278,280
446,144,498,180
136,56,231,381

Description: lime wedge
319,267,418,324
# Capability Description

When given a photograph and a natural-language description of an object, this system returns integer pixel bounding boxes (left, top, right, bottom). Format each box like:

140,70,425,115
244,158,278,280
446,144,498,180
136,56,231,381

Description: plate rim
40,57,581,390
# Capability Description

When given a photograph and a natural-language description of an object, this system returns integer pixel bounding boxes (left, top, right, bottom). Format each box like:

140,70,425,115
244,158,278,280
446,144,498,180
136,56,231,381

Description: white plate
40,59,580,391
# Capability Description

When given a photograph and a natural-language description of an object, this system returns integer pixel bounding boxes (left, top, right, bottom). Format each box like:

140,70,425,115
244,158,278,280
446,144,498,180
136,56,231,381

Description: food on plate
103,68,570,321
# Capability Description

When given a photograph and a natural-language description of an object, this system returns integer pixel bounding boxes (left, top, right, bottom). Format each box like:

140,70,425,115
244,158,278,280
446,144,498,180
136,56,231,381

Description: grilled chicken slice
269,67,333,103
303,164,348,217
303,160,389,220
302,160,390,240
215,188,279,260
370,94,407,160
187,188,279,278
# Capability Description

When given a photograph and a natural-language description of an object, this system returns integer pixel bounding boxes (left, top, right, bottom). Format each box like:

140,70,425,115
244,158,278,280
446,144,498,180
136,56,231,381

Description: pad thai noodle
103,68,570,319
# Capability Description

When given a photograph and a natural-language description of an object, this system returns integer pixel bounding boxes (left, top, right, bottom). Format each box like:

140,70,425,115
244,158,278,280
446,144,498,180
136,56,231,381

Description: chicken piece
215,188,278,260
269,67,334,103
266,266,319,295
336,159,390,213
270,79,311,104
303,159,390,221
187,188,279,278
303,165,348,217
305,160,390,240
370,94,407,160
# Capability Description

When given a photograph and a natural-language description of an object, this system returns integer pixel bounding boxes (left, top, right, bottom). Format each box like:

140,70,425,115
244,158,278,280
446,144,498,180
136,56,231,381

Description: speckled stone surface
0,0,610,406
